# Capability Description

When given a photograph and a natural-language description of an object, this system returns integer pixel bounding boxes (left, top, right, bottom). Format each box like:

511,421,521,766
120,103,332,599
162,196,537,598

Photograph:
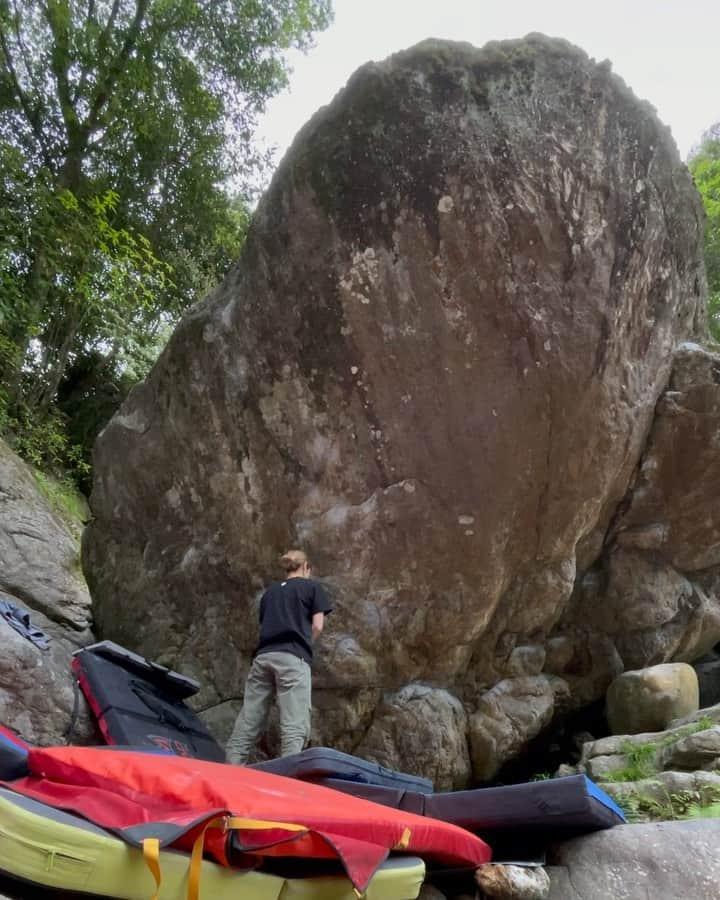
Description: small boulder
476,864,550,900
606,663,698,734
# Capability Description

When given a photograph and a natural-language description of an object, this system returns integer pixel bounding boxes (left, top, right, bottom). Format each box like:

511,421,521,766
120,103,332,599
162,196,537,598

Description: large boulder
0,440,94,743
83,35,707,778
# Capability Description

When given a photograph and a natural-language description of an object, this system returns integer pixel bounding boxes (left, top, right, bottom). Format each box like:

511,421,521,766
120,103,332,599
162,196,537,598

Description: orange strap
141,838,161,900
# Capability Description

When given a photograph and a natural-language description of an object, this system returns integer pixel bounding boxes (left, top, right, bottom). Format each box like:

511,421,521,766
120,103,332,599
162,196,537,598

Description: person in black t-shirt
226,549,332,765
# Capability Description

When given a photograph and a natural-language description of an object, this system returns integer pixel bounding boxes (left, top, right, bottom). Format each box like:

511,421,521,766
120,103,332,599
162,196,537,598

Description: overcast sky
256,0,720,167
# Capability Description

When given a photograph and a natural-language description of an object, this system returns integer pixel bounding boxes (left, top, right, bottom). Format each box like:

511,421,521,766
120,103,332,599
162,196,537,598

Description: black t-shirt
256,577,333,665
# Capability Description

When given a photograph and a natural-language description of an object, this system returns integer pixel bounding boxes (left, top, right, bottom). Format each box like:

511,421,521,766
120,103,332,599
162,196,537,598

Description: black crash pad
251,746,434,793
72,640,225,762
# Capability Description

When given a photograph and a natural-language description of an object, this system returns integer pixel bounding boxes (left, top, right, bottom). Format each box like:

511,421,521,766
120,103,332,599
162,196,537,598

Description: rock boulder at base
476,864,550,900
606,662,699,735
83,35,706,777
546,820,720,900
353,684,471,791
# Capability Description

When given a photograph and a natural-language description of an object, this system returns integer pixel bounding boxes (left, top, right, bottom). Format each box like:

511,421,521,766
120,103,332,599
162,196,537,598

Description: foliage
604,718,715,784
604,741,659,783
617,783,720,823
689,123,720,340
0,0,332,485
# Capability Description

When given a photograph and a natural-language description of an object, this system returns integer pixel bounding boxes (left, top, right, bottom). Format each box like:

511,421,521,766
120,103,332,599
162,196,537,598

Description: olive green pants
226,650,312,765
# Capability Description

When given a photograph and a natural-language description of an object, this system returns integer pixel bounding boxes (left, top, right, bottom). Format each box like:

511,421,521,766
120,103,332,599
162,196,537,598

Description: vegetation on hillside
0,0,332,490
689,122,720,340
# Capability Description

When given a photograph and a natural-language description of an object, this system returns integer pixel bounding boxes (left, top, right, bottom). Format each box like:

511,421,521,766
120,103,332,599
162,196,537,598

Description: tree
0,0,332,477
689,123,720,340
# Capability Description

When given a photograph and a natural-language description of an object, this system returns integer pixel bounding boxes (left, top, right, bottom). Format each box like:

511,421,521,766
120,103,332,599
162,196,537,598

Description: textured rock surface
0,439,90,631
564,345,720,681
606,663,699,734
83,36,706,777
546,820,720,900
0,439,93,744
660,725,720,770
354,684,471,790
470,676,569,780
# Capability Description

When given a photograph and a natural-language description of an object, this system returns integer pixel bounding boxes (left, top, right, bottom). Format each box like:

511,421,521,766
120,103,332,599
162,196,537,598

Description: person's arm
312,611,324,641
310,582,332,642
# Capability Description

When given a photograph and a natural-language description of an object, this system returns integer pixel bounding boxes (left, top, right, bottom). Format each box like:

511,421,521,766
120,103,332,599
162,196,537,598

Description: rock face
83,36,707,780
547,820,720,900
606,663,699,735
565,344,720,680
0,440,94,744
0,440,90,632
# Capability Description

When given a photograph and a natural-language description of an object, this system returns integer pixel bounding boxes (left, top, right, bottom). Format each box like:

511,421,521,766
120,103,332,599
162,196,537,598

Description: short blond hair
280,549,308,574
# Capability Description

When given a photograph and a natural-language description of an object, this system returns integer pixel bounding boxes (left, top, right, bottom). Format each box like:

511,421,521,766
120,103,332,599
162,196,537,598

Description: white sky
256,0,720,167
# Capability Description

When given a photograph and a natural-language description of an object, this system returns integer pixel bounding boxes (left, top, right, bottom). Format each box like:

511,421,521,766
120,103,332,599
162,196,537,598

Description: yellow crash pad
0,788,424,899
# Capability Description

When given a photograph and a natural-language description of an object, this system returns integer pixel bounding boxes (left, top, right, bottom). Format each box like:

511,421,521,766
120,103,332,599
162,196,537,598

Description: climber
226,549,332,765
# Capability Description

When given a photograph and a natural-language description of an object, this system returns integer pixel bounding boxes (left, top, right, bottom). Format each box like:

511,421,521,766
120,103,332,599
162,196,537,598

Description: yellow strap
393,827,412,850
187,815,309,900
188,819,215,900
225,816,307,832
142,838,162,900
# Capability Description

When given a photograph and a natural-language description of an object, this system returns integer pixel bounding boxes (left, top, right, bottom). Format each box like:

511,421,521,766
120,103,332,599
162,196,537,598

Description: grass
604,742,660,783
604,716,716,784
33,468,88,533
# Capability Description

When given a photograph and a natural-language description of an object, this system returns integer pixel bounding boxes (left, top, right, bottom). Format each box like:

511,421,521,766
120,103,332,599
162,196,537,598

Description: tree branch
85,0,149,136
71,0,98,104
0,21,53,167
11,0,47,102
42,0,80,149
100,0,121,52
